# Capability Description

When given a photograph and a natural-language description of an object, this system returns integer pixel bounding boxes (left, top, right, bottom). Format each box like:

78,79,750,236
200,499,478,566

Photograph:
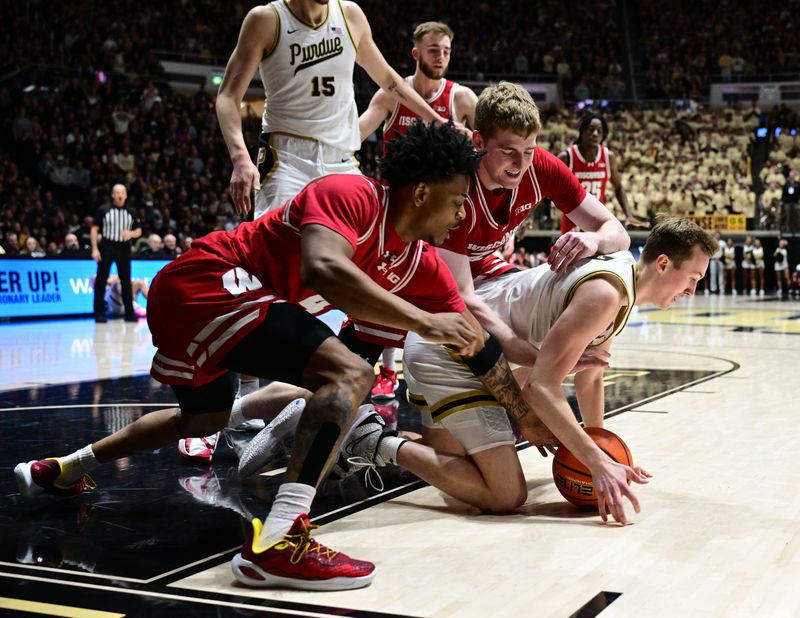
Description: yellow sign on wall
686,214,747,231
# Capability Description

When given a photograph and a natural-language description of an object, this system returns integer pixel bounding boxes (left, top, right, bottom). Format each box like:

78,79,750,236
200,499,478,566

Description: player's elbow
301,255,339,292
606,218,631,250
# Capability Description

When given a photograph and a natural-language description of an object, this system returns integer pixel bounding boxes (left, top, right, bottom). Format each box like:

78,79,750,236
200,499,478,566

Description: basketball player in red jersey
559,113,649,233
359,21,477,143
439,82,631,368
358,21,478,400
15,123,488,591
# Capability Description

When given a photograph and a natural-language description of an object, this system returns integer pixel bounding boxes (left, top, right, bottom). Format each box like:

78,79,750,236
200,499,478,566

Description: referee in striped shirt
91,184,142,323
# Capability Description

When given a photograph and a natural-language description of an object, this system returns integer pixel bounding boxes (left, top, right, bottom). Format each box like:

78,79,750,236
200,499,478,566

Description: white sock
377,436,406,466
261,483,316,546
381,348,396,372
236,377,259,399
228,396,246,428
58,445,98,484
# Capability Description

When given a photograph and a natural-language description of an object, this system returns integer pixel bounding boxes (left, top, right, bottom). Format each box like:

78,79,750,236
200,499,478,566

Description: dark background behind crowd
1,0,799,258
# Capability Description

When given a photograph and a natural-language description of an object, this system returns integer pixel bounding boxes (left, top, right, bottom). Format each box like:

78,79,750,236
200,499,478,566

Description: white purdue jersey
476,251,637,349
259,0,359,151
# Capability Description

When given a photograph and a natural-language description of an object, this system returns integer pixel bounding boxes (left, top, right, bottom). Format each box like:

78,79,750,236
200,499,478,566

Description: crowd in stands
2,0,800,258
357,0,626,101
1,70,260,257
638,0,800,99
537,103,760,227
757,106,800,230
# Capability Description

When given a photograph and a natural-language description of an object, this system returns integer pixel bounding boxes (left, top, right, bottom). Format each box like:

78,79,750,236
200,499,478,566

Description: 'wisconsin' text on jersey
290,37,344,74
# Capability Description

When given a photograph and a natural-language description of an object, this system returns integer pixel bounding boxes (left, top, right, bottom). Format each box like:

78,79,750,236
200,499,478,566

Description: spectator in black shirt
60,233,87,256
137,233,163,257
91,184,141,323
783,170,799,232
160,233,180,259
3,232,20,256
77,215,94,250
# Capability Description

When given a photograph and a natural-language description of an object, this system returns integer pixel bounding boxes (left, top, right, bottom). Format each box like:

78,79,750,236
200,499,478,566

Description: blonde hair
640,215,719,267
475,81,541,139
412,22,454,45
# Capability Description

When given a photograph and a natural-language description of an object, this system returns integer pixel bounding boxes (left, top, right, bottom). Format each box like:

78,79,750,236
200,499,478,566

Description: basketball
552,427,633,507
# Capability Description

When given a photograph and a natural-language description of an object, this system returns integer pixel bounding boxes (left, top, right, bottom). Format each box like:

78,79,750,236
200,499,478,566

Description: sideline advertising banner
0,258,170,320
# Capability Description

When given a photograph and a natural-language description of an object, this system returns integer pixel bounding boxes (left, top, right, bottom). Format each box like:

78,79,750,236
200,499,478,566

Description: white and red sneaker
178,433,220,465
370,365,398,401
231,514,376,590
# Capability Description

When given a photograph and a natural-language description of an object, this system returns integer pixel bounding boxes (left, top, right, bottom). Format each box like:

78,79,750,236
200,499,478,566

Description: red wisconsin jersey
441,147,586,283
560,144,610,233
382,77,458,149
148,174,464,386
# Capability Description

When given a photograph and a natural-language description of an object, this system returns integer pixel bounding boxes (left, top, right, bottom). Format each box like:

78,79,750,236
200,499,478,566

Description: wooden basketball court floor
1,295,799,617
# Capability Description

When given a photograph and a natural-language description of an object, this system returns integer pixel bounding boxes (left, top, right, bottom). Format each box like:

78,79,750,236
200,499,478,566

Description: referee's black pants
94,240,134,318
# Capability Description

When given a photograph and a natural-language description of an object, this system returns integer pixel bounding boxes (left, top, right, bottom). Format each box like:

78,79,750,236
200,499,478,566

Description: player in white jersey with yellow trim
216,0,459,219
345,217,718,523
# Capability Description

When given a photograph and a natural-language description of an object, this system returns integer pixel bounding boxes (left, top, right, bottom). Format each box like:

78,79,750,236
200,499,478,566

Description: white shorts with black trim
403,331,515,455
254,132,361,219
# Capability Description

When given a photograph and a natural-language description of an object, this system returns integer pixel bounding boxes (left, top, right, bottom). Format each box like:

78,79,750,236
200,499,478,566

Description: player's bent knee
338,353,374,397
485,483,528,513
175,409,230,438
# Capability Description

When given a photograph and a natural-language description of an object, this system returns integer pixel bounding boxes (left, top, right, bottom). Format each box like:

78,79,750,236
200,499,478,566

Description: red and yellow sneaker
14,459,95,499
231,513,376,591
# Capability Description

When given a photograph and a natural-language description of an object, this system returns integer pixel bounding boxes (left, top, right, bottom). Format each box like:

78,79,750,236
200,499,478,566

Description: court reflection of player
96,274,148,319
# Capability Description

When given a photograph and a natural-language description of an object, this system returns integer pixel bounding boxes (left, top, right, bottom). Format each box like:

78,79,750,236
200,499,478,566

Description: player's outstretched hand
230,159,260,217
419,312,480,356
591,459,651,525
520,422,558,457
548,231,599,276
433,116,472,139
626,217,651,229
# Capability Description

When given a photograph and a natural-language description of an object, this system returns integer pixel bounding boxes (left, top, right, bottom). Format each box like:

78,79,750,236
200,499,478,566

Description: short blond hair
640,215,719,267
475,81,541,139
412,21,454,45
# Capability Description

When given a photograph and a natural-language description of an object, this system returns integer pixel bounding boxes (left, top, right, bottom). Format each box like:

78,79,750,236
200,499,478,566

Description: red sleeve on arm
398,245,466,313
535,148,587,216
298,175,377,249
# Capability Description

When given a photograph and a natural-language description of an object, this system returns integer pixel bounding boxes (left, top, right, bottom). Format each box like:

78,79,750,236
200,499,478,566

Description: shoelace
72,474,97,492
345,456,385,492
282,520,338,564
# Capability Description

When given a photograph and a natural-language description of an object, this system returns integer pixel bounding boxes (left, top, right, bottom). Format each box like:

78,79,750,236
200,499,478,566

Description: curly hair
380,120,484,187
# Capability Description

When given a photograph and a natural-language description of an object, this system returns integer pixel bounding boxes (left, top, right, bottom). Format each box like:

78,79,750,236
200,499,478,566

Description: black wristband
461,333,502,377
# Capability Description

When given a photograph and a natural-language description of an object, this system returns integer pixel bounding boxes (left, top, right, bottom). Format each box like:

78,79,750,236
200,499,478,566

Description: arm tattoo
386,82,407,101
477,355,533,423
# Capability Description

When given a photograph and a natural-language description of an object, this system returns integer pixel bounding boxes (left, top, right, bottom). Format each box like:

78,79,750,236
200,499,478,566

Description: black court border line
0,353,740,615
0,571,419,618
568,591,623,618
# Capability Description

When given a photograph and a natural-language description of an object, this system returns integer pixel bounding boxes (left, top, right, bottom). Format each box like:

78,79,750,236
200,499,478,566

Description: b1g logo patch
257,147,266,166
